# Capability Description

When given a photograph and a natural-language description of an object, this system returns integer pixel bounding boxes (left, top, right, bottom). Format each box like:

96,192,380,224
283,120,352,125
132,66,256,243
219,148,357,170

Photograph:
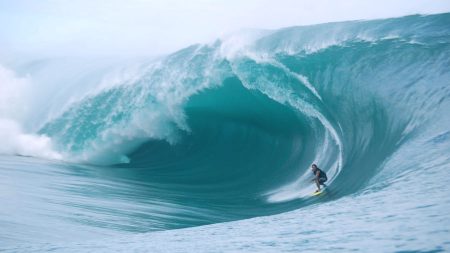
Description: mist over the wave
1,0,449,59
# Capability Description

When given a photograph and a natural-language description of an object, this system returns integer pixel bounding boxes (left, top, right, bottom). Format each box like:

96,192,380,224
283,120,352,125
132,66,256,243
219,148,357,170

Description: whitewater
1,13,450,252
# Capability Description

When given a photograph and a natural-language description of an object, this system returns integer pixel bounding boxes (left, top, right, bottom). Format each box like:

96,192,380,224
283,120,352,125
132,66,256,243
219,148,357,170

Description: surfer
311,164,327,193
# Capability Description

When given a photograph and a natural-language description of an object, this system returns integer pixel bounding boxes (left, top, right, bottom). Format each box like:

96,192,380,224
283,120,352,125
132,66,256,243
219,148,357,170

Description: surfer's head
311,164,318,171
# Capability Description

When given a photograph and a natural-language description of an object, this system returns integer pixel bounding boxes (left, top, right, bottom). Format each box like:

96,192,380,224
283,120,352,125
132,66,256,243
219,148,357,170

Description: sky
0,0,449,57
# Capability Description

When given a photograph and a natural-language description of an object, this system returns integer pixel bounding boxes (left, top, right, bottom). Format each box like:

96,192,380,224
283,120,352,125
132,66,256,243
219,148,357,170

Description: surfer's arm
311,171,320,181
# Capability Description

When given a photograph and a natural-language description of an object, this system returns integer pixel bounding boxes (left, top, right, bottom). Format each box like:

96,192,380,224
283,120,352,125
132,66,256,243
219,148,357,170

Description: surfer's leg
314,178,320,190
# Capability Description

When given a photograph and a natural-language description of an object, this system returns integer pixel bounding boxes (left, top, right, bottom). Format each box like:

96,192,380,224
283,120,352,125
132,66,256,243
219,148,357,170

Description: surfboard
312,186,327,196
312,190,323,196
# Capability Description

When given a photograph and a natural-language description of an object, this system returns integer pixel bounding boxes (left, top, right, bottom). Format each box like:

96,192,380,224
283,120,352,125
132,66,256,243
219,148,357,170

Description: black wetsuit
313,168,328,184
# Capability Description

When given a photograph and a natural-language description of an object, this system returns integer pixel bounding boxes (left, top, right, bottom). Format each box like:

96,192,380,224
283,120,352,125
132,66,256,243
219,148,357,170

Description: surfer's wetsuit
314,168,328,185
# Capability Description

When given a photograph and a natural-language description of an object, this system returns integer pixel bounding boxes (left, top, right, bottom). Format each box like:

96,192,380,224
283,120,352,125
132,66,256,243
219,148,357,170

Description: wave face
1,14,450,250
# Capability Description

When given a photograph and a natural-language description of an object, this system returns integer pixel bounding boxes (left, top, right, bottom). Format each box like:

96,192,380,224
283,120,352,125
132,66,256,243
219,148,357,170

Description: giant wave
1,13,450,251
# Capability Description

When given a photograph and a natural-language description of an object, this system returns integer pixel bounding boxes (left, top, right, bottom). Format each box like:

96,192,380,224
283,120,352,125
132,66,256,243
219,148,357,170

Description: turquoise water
1,13,450,252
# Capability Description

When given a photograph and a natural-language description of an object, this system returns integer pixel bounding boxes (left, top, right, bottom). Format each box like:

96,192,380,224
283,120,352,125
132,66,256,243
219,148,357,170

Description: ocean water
1,13,450,252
